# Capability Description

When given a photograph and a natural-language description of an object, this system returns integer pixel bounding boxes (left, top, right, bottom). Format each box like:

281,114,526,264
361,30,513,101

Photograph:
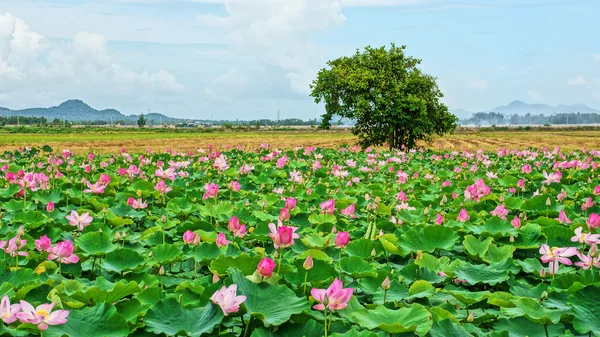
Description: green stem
338,249,342,279
243,316,252,337
277,249,283,274
544,324,549,337
303,270,308,295
384,290,387,304
324,308,328,337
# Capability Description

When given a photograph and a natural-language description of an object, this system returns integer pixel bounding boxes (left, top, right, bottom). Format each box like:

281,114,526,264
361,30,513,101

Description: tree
137,114,146,128
310,44,458,150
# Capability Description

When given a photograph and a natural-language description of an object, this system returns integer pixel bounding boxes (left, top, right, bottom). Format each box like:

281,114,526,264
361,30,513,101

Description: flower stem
324,308,328,337
277,249,283,274
303,270,308,295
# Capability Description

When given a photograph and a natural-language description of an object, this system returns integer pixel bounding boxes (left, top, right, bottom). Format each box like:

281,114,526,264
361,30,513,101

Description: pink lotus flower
511,216,521,229
279,208,291,222
464,179,491,201
154,180,172,195
582,197,594,211
46,201,55,213
490,204,509,220
48,240,79,264
35,235,52,252
285,198,297,210
257,257,276,279
594,185,600,195
575,253,599,270
203,183,219,200
216,232,230,247
334,231,350,248
435,213,444,225
587,213,600,229
230,180,241,192
210,284,246,316
127,197,147,210
1,296,21,324
303,254,314,270
183,230,198,245
16,300,69,330
539,244,578,273
457,209,470,222
320,199,336,215
227,217,247,238
341,204,356,218
556,210,572,224
65,210,93,231
521,164,532,173
542,171,562,185
571,227,600,245
311,278,353,312
268,222,299,249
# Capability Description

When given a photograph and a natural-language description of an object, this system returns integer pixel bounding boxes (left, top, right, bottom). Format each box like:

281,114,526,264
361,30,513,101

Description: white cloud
527,89,543,102
567,75,587,86
0,13,184,109
198,0,347,97
466,78,487,91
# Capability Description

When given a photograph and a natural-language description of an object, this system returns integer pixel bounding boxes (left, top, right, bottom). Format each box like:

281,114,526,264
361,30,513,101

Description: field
0,131,599,336
3,126,600,153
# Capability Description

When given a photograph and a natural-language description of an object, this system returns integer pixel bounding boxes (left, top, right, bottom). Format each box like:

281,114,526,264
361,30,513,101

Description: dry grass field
1,127,600,153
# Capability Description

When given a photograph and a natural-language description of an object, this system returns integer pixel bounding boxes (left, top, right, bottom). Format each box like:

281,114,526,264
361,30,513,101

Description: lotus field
1,145,600,337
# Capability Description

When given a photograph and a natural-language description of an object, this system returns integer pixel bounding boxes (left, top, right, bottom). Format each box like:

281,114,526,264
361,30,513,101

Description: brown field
0,127,599,153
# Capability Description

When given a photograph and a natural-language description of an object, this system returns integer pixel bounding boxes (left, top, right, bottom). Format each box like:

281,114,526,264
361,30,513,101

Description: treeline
212,118,320,127
461,112,600,125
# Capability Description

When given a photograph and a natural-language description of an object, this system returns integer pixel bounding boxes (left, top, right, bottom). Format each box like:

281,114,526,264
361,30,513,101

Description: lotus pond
0,145,599,337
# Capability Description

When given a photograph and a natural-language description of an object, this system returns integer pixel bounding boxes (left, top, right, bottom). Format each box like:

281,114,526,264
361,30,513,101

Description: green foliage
310,44,457,149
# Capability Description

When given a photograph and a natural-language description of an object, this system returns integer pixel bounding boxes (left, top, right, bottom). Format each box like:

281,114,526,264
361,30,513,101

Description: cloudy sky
0,0,598,120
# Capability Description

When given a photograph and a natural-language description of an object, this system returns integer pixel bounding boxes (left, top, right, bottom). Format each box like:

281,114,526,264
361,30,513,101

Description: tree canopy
137,114,146,128
310,44,458,150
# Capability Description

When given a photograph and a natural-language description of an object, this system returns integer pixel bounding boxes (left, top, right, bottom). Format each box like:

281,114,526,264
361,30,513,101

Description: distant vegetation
461,111,600,125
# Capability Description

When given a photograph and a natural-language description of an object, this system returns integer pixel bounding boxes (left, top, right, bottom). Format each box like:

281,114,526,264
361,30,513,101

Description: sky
0,0,599,120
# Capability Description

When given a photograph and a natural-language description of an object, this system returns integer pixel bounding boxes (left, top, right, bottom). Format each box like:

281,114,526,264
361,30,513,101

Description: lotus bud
17,225,24,237
371,249,376,257
322,294,329,307
122,231,127,238
162,215,167,223
149,251,153,257
546,198,551,206
303,254,314,271
99,228,103,232
381,276,391,290
159,265,165,275
509,235,514,243
540,268,546,278
541,291,548,299
467,312,474,322
115,231,121,240
212,273,220,283
193,235,201,246
424,206,429,215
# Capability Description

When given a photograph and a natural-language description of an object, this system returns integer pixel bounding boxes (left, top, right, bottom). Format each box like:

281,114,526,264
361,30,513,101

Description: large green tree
310,44,457,150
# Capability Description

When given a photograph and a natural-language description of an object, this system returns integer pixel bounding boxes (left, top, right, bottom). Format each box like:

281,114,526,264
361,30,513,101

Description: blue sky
0,0,598,120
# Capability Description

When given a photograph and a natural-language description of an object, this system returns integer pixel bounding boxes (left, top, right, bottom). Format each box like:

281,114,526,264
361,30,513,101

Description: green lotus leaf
494,317,565,337
501,298,565,325
463,235,493,258
144,298,223,336
340,256,377,279
482,243,515,264
45,303,129,337
406,280,435,300
102,248,145,273
428,318,472,337
341,298,432,335
567,285,600,335
75,231,117,256
232,269,310,327
60,277,141,304
397,226,459,256
210,253,263,276
151,243,183,264
454,263,510,285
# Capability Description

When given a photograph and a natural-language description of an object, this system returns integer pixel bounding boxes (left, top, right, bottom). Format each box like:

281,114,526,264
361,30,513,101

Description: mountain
0,100,184,124
452,101,600,118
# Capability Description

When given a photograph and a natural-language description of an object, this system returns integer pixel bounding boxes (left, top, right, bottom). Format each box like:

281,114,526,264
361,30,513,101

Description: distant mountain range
452,101,600,119
0,100,184,124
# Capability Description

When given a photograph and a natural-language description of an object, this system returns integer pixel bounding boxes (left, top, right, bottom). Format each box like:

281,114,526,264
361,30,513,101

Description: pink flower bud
334,231,350,249
257,257,276,279
303,254,314,270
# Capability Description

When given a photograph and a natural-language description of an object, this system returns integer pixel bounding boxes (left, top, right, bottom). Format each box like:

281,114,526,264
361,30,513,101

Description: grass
1,126,600,153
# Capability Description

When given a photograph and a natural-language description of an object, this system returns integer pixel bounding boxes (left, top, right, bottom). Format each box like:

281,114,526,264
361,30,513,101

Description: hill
452,101,600,119
0,100,183,124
